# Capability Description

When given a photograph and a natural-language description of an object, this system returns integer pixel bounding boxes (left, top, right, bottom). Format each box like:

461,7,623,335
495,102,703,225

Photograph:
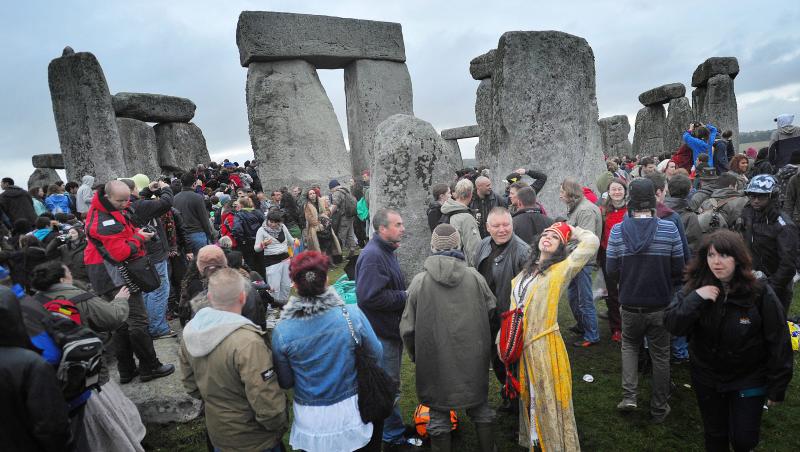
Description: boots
474,423,497,452
112,325,138,383
429,433,451,452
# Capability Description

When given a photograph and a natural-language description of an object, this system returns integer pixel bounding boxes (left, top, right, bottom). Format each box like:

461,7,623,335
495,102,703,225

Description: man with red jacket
84,180,174,383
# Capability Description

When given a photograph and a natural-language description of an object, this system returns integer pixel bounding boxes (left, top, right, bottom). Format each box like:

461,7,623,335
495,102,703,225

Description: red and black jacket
83,187,147,266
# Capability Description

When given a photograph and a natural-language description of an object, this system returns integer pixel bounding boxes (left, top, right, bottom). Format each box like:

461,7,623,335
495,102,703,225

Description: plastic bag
332,274,357,305
789,322,799,352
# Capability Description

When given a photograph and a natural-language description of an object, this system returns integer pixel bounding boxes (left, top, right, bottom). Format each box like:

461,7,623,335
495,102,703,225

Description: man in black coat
510,186,553,245
0,177,37,224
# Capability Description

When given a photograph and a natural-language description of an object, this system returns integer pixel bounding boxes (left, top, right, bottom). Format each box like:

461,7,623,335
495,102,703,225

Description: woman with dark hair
729,154,750,190
279,190,302,239
509,222,599,450
598,178,627,342
665,230,792,452
255,210,294,329
28,187,47,216
272,251,383,452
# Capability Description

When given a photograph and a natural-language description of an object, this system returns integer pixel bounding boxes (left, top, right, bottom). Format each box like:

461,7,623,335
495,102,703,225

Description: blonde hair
238,197,254,209
454,179,474,200
560,178,584,204
208,268,247,308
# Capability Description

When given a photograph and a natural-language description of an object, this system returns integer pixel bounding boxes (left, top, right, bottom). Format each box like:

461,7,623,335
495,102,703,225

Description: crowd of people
0,116,797,452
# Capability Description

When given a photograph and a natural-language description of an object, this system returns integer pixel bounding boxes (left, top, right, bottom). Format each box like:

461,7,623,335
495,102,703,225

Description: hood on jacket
423,254,466,287
81,175,95,187
776,114,794,129
1,186,27,198
440,198,472,215
620,215,659,254
0,286,35,349
656,202,676,219
183,307,255,357
281,288,344,320
710,187,743,199
663,196,689,211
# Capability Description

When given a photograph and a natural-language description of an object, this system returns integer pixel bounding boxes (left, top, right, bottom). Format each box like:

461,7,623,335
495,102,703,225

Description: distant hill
740,130,772,143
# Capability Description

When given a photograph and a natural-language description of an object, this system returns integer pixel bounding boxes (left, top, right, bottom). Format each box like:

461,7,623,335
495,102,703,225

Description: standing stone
665,97,694,153
598,115,632,157
490,31,605,217
475,79,493,167
246,60,351,189
632,105,667,157
48,49,126,182
154,123,210,173
31,154,65,169
117,118,161,178
344,60,413,177
371,114,456,282
443,140,464,170
697,74,739,150
113,93,196,123
236,11,405,68
28,168,62,190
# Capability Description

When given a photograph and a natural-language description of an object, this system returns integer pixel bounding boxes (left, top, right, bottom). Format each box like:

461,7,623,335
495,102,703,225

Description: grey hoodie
183,307,253,358
76,175,95,214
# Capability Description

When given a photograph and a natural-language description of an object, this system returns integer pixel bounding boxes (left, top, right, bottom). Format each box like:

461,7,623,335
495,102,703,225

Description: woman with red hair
272,251,383,451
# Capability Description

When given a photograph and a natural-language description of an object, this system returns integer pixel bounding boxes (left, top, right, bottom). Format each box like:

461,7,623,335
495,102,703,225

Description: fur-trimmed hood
281,288,344,320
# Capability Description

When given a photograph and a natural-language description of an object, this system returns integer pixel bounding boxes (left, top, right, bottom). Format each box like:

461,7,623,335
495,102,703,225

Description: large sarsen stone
598,115,631,157
638,83,686,106
154,122,210,173
28,168,62,190
246,60,351,189
117,118,161,178
48,49,126,182
632,105,667,157
236,11,405,68
691,57,739,87
470,49,496,80
665,97,695,153
113,92,196,123
371,114,456,282
31,154,65,169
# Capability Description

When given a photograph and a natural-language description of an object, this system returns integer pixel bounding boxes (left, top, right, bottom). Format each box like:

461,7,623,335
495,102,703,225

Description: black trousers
692,377,766,452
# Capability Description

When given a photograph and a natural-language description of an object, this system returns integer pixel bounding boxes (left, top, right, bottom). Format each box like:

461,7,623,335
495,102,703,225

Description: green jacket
400,254,496,411
38,283,128,333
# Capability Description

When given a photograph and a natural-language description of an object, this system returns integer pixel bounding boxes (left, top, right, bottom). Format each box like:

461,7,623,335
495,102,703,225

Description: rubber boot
429,433,451,452
474,423,497,452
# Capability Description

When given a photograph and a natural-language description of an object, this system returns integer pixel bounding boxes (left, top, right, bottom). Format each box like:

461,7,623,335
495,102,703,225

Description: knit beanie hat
542,222,571,244
329,179,340,190
196,245,227,275
627,178,656,211
430,224,461,252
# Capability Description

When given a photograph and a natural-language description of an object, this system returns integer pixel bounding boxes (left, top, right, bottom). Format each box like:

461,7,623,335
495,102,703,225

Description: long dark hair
683,230,757,295
523,233,568,276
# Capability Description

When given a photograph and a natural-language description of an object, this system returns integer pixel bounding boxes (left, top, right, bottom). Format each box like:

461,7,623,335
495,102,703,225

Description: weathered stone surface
665,97,695,153
691,57,739,87
236,11,405,68
31,153,65,169
117,118,161,178
598,115,631,157
113,92,196,123
344,60,413,177
638,83,686,106
490,31,605,217
441,125,480,140
154,122,210,173
28,168,62,189
474,79,493,167
371,114,456,282
247,60,351,188
443,140,464,170
110,333,201,424
470,49,496,80
632,105,667,157
48,50,126,182
696,74,739,150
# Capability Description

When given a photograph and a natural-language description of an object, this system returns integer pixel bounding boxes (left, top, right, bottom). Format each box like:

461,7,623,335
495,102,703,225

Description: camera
142,226,159,242
57,234,70,242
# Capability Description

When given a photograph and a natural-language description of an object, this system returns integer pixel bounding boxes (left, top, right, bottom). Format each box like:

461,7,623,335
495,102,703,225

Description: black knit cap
627,178,656,211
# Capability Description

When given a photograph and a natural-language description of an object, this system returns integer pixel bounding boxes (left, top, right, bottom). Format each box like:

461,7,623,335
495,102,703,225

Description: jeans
567,266,599,343
377,337,405,444
428,402,495,436
692,377,765,452
187,231,210,255
621,309,670,417
597,248,621,332
142,259,171,336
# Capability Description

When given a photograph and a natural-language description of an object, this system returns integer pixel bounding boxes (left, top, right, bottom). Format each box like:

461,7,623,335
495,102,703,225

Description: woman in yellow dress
509,222,599,451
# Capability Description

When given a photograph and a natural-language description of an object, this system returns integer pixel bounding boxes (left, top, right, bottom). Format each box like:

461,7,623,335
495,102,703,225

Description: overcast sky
2,1,799,187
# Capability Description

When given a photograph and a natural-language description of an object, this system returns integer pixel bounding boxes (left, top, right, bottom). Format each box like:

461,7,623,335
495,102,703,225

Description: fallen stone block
113,92,196,123
236,11,406,68
638,83,686,106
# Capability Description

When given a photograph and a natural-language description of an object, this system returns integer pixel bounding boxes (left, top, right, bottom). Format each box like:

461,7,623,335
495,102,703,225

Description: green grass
144,266,800,451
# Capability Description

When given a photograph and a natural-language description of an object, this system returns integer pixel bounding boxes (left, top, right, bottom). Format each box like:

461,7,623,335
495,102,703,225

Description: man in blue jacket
355,208,412,449
606,178,684,424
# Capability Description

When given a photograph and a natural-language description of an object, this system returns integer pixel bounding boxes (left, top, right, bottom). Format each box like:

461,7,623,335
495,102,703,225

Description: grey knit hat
431,224,461,252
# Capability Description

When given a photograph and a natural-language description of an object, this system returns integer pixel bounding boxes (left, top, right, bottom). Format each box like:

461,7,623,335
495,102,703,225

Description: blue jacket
45,193,72,214
355,235,407,340
271,290,382,406
683,124,718,167
605,215,685,308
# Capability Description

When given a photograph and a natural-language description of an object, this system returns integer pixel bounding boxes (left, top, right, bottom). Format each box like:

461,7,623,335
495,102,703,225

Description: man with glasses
738,174,799,313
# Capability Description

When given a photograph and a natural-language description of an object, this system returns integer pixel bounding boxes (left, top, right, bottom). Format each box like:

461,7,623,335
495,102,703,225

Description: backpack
775,164,799,209
34,293,104,402
438,207,472,226
338,189,358,217
697,197,734,233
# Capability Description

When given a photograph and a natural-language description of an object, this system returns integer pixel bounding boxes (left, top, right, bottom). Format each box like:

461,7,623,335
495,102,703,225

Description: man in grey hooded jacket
76,175,95,217
768,113,800,169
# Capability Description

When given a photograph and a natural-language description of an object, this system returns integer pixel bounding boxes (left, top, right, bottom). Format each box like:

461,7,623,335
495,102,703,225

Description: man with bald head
470,176,508,238
85,179,175,384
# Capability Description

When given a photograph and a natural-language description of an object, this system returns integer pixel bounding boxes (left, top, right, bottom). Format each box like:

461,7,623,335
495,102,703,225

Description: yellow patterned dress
509,227,599,451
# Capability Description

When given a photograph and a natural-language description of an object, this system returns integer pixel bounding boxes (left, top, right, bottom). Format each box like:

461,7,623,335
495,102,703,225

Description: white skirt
79,381,146,452
290,394,373,452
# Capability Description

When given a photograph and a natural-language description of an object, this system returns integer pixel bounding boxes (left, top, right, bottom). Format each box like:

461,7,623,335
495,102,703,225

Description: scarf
262,222,285,242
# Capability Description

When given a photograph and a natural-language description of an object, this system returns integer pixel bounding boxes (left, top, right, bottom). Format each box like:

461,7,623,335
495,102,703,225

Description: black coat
665,283,793,402
0,186,37,225
511,207,553,246
738,203,798,291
